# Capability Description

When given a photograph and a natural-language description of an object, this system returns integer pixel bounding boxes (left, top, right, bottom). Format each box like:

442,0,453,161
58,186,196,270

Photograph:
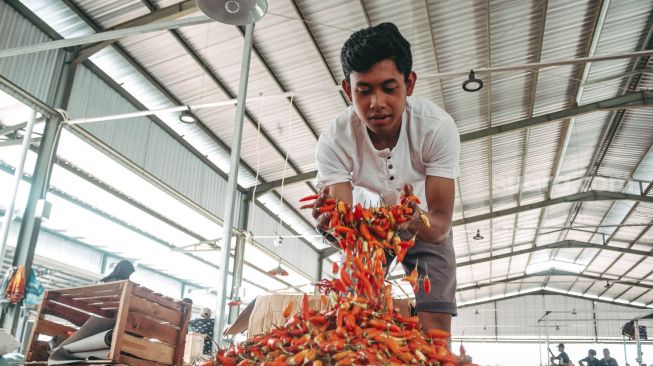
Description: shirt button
389,176,395,181
388,164,393,169
387,156,391,160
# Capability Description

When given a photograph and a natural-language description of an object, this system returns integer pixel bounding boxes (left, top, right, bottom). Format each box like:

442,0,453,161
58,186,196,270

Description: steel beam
74,0,197,63
320,191,653,259
456,289,651,310
454,270,653,293
452,190,653,226
454,240,651,268
249,171,317,196
251,91,653,191
0,74,56,116
1,50,78,334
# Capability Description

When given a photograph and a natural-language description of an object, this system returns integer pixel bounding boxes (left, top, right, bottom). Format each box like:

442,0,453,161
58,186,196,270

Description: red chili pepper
424,276,431,294
299,194,319,202
299,203,315,210
340,267,353,287
333,226,357,236
283,300,294,318
301,293,310,319
331,261,339,274
359,222,372,241
320,204,336,213
332,278,346,293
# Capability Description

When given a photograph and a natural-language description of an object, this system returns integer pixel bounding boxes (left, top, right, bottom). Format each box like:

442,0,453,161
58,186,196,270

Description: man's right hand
312,187,333,232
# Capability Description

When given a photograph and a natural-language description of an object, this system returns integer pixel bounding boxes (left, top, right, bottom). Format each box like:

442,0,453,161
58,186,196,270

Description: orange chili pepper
283,300,294,318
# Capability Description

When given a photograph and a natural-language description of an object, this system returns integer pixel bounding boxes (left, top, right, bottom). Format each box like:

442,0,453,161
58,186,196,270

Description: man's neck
368,123,401,151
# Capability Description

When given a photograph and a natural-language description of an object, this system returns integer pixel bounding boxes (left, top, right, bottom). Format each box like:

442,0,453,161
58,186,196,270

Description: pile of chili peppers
214,195,475,366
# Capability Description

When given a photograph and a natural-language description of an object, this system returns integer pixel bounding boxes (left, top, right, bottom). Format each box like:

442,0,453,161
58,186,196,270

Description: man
600,348,619,366
579,349,601,366
550,343,571,366
312,22,460,333
188,307,215,355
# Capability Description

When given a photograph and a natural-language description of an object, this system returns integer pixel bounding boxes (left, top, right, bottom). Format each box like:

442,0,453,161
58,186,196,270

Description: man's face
588,352,594,360
603,349,610,358
558,346,564,352
342,59,416,138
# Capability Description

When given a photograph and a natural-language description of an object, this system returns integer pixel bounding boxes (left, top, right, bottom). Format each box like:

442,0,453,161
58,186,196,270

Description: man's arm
401,176,455,244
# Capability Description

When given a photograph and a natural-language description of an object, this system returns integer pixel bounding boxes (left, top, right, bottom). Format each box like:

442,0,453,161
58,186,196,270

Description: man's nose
370,91,387,109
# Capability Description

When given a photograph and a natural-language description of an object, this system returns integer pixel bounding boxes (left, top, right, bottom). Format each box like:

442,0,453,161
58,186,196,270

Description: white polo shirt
315,96,460,209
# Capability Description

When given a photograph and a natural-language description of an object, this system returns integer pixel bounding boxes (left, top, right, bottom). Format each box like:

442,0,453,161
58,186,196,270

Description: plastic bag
0,328,20,356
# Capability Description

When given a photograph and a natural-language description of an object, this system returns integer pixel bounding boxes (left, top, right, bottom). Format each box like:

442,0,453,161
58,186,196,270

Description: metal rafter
456,240,651,268
422,0,447,109
74,0,197,63
514,0,548,294
456,289,652,310
572,173,653,298
288,0,350,106
555,21,653,259
53,0,323,246
485,0,493,304
321,190,653,259
534,0,606,292
453,190,653,226
249,90,653,192
0,162,289,290
561,23,653,294
454,270,653,293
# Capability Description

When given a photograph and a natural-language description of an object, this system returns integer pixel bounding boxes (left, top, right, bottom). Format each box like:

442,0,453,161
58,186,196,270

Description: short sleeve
315,134,352,188
424,115,460,179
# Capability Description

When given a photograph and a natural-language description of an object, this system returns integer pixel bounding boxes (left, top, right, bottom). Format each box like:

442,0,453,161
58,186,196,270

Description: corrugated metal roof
3,0,652,310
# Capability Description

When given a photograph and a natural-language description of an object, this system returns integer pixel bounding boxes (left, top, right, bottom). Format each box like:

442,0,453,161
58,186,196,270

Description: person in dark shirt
551,343,572,366
600,348,619,366
188,307,215,355
580,349,601,366
100,260,135,282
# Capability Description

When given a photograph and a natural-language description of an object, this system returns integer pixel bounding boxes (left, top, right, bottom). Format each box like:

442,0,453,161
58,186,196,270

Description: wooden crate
25,280,191,366
182,333,206,365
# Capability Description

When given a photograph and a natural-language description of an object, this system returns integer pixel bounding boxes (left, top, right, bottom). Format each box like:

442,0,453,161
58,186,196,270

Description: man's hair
340,22,412,82
589,349,596,356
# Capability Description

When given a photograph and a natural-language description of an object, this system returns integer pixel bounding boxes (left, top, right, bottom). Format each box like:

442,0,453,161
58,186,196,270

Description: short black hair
589,349,596,356
340,22,412,82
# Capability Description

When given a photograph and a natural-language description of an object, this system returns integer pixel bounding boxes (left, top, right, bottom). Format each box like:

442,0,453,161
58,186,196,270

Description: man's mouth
369,114,392,123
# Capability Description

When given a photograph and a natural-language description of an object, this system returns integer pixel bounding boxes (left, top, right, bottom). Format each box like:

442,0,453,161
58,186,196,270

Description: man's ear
341,79,352,101
406,71,417,96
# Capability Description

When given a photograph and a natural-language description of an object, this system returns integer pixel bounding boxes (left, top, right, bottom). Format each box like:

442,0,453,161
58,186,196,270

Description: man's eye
383,87,396,93
357,89,370,95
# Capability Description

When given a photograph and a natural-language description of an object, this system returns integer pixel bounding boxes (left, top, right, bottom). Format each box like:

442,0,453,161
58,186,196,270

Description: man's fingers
401,183,413,197
316,212,332,231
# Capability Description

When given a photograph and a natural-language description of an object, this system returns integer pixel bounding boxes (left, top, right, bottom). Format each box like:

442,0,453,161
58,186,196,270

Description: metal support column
228,194,250,323
213,23,255,347
0,49,78,334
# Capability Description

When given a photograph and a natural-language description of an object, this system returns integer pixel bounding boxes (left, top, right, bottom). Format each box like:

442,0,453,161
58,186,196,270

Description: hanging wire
276,93,295,230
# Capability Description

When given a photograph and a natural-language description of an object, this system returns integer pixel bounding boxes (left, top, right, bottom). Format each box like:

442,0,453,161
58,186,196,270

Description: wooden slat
26,290,49,362
121,334,174,365
129,296,181,325
26,340,49,362
50,281,125,296
41,301,91,327
34,319,76,338
72,294,121,303
48,292,114,318
132,285,182,312
125,312,178,346
119,354,166,366
110,282,133,362
174,302,192,366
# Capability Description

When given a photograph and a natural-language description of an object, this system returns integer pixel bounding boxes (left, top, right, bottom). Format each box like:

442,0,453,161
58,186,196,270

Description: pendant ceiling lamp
196,0,268,26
